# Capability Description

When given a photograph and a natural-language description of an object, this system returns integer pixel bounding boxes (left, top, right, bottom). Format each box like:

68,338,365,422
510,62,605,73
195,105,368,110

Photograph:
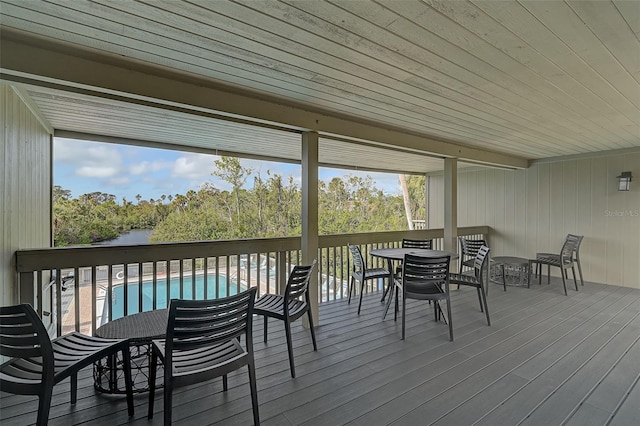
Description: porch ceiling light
616,171,632,191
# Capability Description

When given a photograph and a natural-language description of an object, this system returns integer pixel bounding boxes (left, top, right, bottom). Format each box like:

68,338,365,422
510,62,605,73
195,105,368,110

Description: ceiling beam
0,30,528,169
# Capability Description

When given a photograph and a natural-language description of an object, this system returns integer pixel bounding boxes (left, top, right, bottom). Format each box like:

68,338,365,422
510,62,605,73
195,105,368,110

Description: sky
53,138,403,202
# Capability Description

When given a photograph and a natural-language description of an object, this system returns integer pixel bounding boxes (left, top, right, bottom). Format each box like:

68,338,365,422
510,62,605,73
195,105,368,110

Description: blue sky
53,138,402,202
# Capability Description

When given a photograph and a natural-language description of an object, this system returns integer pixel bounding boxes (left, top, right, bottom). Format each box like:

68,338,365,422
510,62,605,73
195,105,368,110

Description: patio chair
459,237,488,274
385,254,453,341
535,234,584,287
395,238,433,276
535,234,583,295
254,261,318,378
0,304,134,426
348,245,390,315
449,245,491,326
148,287,259,425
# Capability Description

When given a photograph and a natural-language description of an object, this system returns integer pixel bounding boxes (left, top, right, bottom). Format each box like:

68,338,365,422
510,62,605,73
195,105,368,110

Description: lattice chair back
285,259,317,302
401,239,433,249
165,287,257,364
0,304,54,393
348,244,365,273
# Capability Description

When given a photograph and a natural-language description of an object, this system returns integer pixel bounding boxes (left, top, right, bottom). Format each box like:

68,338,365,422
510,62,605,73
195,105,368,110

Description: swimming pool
109,274,241,319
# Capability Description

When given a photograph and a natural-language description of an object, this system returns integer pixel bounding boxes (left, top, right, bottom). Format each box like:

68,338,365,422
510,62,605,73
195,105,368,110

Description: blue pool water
109,274,241,319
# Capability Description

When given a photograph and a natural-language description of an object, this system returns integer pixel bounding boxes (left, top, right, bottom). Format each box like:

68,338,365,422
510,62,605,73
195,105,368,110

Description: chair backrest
402,238,433,249
0,304,54,385
473,245,491,281
460,237,488,257
561,234,583,263
566,234,583,258
285,260,317,302
348,244,365,272
165,287,257,358
402,254,451,297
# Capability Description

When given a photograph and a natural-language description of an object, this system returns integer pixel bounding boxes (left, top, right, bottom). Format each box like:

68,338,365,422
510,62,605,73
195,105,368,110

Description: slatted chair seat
449,244,491,326
254,261,318,378
148,288,259,425
0,304,134,426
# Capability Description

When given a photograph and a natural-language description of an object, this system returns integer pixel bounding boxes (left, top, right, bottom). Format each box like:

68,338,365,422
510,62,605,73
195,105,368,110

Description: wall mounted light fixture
616,171,632,191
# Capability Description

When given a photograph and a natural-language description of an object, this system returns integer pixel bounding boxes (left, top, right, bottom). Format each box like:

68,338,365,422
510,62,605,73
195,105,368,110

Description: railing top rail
16,237,301,272
16,226,490,272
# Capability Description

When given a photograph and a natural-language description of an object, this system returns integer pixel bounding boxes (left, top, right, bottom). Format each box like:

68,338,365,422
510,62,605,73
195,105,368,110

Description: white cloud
54,138,124,176
171,154,215,180
107,176,132,186
130,161,171,175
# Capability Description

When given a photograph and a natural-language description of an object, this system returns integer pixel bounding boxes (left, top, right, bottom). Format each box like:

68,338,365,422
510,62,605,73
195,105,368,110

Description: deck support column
302,131,319,327
444,158,458,271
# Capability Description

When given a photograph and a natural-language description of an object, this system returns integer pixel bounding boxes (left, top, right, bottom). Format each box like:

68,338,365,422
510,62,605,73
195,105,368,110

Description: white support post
444,158,458,270
302,132,319,326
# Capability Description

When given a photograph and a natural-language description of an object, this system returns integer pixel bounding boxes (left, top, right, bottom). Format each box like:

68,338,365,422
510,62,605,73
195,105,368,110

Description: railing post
276,251,287,294
18,271,35,307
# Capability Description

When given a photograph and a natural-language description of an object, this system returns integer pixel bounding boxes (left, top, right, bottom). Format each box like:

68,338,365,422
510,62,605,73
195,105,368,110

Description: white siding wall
428,151,640,288
1,84,52,306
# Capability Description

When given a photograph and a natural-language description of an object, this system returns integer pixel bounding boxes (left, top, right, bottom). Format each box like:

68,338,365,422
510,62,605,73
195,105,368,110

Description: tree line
53,157,426,246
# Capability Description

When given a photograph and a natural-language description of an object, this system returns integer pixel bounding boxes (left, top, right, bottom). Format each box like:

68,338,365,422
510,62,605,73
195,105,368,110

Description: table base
93,343,163,394
490,263,529,287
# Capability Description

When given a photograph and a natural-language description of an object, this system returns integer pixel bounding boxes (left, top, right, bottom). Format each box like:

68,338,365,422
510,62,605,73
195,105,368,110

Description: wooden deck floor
2,277,639,426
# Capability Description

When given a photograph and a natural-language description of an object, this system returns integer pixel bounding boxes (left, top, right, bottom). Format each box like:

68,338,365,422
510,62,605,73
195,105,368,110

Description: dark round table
93,309,167,394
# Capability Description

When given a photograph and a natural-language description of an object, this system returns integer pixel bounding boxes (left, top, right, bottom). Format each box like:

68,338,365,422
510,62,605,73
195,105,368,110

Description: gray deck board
1,279,639,426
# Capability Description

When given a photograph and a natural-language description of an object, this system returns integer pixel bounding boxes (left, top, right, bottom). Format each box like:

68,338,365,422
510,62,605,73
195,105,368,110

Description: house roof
1,0,639,173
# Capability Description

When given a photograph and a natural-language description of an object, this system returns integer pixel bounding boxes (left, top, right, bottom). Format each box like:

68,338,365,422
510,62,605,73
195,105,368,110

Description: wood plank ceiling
1,0,639,172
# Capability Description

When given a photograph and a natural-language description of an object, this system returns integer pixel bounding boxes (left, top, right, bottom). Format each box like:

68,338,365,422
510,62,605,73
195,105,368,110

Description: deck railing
15,226,489,336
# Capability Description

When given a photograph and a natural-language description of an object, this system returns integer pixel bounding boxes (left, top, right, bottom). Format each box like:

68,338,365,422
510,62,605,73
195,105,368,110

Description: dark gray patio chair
148,287,259,425
0,304,134,426
535,234,584,287
535,234,583,295
395,238,433,276
254,261,318,378
384,254,453,341
459,237,488,274
348,245,390,315
449,245,491,326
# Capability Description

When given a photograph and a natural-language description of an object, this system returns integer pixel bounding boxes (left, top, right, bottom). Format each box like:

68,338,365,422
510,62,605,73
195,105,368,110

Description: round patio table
93,309,167,394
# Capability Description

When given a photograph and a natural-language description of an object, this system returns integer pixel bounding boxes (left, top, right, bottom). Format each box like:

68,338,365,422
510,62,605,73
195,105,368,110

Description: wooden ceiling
1,0,639,172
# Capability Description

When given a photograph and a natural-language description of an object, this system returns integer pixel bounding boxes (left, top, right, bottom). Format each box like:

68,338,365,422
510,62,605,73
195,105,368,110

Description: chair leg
36,386,53,426
121,346,134,417
394,286,399,322
383,285,394,320
263,316,268,343
284,319,296,378
572,267,579,291
70,372,77,404
446,297,453,341
480,285,491,326
223,374,228,391
247,361,260,426
357,279,366,315
476,287,484,313
401,291,407,340
577,260,585,286
348,277,355,303
560,268,568,296
164,371,173,425
148,351,158,419
307,308,318,351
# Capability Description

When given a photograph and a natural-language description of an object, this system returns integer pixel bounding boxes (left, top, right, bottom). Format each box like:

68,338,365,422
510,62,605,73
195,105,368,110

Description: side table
93,309,167,394
489,256,532,293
